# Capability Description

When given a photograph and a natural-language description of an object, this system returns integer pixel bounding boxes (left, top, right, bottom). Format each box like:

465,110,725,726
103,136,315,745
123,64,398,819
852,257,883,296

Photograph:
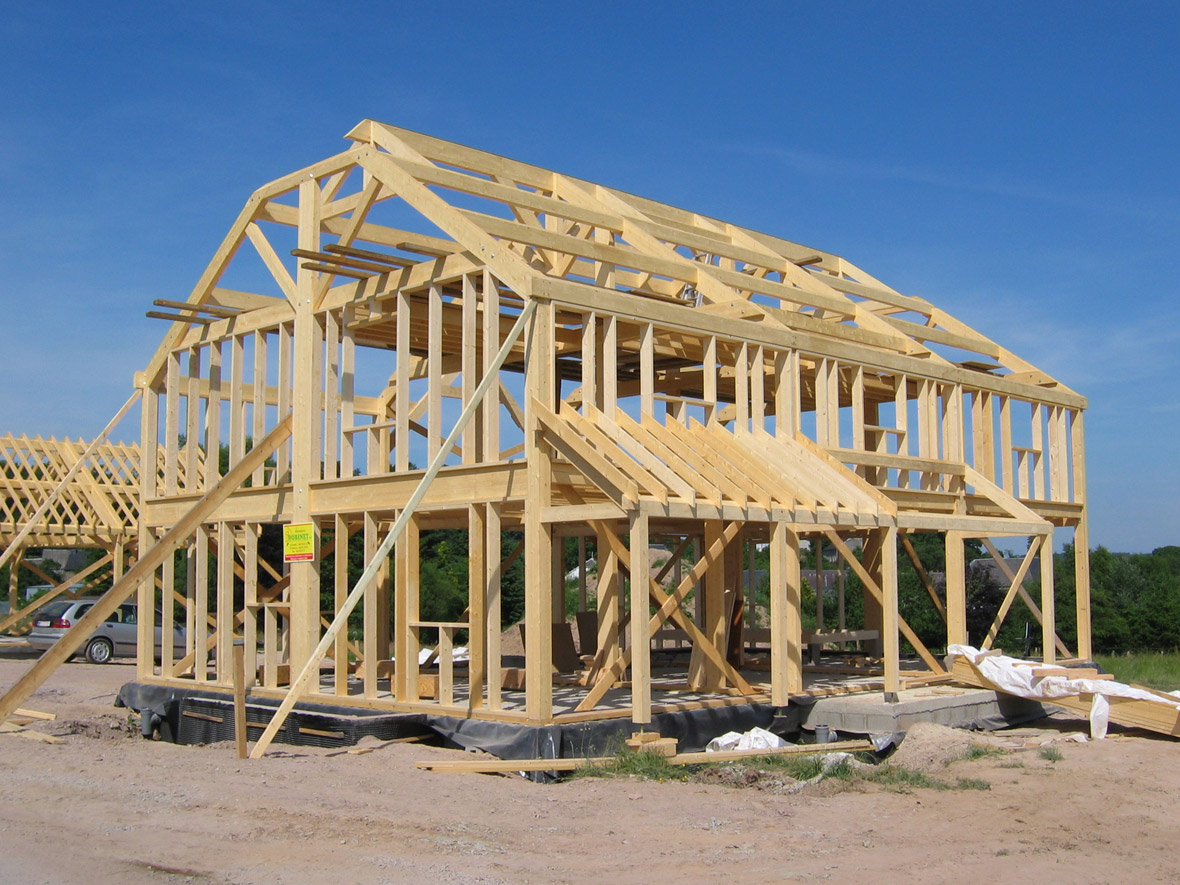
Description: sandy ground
2,655,1179,884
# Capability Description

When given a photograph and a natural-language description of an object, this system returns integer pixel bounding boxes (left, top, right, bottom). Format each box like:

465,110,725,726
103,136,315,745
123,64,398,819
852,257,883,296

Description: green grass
864,764,990,792
569,749,692,782
1038,746,1063,763
1094,652,1180,692
961,743,1004,761
737,754,825,780
570,750,991,792
955,777,992,791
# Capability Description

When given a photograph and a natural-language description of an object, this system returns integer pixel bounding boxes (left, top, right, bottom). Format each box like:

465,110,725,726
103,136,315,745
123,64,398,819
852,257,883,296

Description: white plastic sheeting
705,726,787,752
948,645,1180,739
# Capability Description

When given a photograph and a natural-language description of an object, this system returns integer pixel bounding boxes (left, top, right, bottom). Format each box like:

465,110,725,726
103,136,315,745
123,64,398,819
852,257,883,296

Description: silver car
28,599,187,664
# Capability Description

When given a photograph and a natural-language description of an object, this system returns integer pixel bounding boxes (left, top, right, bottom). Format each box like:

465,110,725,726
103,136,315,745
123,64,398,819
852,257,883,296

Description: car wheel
85,637,114,664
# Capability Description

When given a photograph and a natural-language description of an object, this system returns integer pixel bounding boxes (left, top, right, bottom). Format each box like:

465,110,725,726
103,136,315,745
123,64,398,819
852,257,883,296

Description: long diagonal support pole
249,298,538,758
0,389,142,573
0,416,293,724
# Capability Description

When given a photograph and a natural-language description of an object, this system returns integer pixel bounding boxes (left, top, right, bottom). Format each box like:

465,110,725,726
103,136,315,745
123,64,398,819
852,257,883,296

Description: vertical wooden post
735,342,749,433
233,641,247,760
552,536,566,626
462,275,478,466
194,526,209,683
323,314,339,480
6,549,21,628
596,522,621,671
486,502,502,710
163,354,179,494
185,537,198,673
999,395,1013,495
1031,403,1046,500
482,273,501,461
216,522,234,684
640,322,654,419
161,530,175,679
776,350,799,438
467,503,486,711
769,520,802,704
581,311,597,415
242,523,257,686
577,535,588,612
253,330,269,486
524,299,554,723
746,536,756,628
290,177,322,679
1071,410,1092,659
882,526,900,697
186,348,201,490
815,359,831,446
1041,530,1056,665
861,531,884,644
837,561,846,630
704,336,717,427
361,512,379,699
751,345,765,433
428,283,442,461
690,520,726,690
814,536,825,630
138,378,159,680
603,315,618,417
395,513,420,701
206,342,222,486
945,531,967,647
395,288,411,472
276,325,292,483
229,333,245,471
630,510,651,725
895,373,909,487
333,514,350,695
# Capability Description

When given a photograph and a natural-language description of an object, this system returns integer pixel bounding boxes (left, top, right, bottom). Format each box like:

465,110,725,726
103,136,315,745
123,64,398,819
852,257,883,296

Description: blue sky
1,1,1176,552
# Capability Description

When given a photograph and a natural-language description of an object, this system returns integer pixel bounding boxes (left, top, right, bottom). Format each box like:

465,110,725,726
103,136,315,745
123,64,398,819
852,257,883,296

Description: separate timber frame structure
0,120,1092,741
0,393,151,632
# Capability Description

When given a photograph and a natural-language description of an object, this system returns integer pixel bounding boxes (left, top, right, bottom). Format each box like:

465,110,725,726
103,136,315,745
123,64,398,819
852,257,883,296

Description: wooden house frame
0,121,1090,751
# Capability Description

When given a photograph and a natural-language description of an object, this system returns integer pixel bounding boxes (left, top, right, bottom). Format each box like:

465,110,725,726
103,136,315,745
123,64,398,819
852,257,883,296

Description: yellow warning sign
283,523,316,562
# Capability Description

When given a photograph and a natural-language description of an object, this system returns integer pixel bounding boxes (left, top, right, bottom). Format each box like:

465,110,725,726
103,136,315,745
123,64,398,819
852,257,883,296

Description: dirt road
1,656,1177,884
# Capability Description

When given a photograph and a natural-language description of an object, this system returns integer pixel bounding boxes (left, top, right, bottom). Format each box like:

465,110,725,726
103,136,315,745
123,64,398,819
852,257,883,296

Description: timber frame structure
0,121,1091,738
